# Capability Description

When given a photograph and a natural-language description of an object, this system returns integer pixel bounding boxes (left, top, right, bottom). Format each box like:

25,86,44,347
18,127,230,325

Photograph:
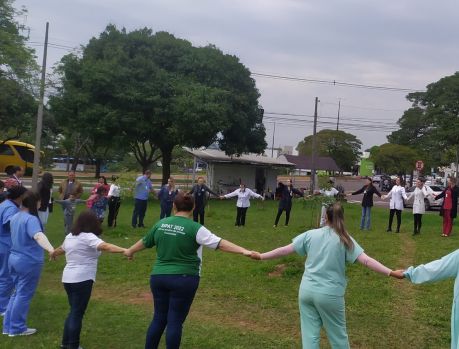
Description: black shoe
386,229,392,232
138,224,145,228
395,230,400,233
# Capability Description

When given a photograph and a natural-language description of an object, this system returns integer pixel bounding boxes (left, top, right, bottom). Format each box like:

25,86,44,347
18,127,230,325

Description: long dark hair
39,172,54,190
72,211,103,236
326,202,354,250
21,191,41,217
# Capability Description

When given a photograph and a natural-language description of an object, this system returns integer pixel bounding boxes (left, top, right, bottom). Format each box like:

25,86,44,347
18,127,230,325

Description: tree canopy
296,129,362,171
49,25,266,181
370,143,419,175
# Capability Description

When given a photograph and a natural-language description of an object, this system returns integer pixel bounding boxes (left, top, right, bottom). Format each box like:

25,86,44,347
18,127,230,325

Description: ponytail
326,202,354,250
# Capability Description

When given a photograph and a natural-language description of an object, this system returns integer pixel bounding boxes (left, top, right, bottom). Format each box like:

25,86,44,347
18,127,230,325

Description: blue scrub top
292,226,363,296
10,211,44,263
134,175,152,200
0,199,20,250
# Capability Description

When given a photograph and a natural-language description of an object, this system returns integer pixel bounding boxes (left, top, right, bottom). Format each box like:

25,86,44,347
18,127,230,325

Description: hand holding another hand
250,251,262,260
123,249,134,260
389,269,405,279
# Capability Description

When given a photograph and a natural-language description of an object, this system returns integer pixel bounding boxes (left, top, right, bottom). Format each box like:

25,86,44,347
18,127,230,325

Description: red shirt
444,188,453,210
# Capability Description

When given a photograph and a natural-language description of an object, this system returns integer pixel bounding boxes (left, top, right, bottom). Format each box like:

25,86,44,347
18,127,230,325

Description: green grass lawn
2,198,457,348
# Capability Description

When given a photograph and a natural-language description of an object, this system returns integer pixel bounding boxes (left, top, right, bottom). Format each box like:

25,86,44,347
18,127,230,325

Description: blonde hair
326,202,354,250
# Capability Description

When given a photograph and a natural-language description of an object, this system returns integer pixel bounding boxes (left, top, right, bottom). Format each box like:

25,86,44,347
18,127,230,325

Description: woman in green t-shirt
125,193,252,349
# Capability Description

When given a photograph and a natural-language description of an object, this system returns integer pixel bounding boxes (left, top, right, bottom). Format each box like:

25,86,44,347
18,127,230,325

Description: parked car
379,175,393,192
404,185,444,211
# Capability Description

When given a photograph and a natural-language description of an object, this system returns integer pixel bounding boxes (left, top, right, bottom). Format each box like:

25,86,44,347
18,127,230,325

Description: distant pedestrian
435,177,459,237
221,183,264,227
107,176,121,228
131,170,154,228
158,177,179,219
87,176,110,208
273,179,303,227
3,166,24,189
90,186,109,222
382,177,407,233
406,177,434,235
349,177,381,230
188,176,218,225
37,172,54,226
58,171,84,234
317,179,339,227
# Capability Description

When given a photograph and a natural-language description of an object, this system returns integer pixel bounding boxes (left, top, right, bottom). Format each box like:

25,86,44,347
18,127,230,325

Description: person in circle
124,193,252,349
250,202,397,348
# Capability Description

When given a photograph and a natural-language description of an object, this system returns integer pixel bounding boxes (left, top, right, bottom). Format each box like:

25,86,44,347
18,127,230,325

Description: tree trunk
95,158,102,178
161,147,173,185
71,157,79,171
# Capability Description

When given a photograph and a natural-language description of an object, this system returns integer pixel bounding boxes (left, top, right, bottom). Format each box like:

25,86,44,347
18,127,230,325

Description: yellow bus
0,140,37,175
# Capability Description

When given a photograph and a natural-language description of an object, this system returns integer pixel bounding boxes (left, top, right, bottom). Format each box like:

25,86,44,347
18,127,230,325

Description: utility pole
310,97,319,194
32,22,49,190
271,122,276,157
336,99,341,131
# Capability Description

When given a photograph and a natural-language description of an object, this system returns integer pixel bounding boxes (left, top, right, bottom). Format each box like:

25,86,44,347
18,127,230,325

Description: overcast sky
17,0,459,153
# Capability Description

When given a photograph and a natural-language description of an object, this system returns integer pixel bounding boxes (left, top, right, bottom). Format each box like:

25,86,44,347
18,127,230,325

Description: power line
252,72,424,92
264,111,398,125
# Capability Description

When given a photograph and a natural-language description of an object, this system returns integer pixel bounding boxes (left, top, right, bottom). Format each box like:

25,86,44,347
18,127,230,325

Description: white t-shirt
61,232,104,283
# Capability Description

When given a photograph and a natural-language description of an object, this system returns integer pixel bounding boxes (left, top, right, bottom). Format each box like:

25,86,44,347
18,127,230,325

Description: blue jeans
3,255,42,334
360,206,372,229
146,274,200,349
0,247,13,313
132,199,148,227
62,280,94,349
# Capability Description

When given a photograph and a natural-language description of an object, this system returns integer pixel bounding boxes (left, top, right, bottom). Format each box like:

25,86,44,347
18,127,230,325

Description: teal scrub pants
299,289,349,349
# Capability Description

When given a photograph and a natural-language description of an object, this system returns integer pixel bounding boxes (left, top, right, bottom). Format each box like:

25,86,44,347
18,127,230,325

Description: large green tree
0,0,38,141
389,72,459,174
370,143,419,175
296,129,362,171
50,25,266,182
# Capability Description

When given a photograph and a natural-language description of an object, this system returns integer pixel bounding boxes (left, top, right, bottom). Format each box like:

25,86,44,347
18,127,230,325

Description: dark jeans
160,203,173,219
274,206,291,226
414,213,423,234
132,199,148,227
192,205,205,225
388,209,402,232
146,275,200,349
107,197,121,227
62,280,94,349
235,207,248,226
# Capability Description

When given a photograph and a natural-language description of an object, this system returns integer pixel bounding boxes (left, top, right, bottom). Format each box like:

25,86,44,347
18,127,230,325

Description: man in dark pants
188,176,218,225
132,170,154,228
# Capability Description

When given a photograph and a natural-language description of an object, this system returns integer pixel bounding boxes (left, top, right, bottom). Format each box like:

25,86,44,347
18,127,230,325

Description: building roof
184,148,295,167
281,154,341,171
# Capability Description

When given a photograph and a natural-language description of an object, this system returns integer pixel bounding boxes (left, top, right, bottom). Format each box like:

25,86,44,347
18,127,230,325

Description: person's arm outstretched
351,186,365,196
221,189,239,199
97,242,126,253
356,252,393,276
404,249,459,284
218,239,251,256
251,244,295,260
124,239,146,258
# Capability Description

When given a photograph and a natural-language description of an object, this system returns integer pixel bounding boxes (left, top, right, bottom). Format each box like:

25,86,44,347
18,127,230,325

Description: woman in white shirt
406,177,433,235
220,183,264,226
51,211,127,349
107,176,121,227
382,177,408,233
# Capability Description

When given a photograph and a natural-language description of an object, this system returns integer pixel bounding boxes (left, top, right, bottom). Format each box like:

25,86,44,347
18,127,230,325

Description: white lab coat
385,185,408,210
224,188,262,208
407,186,433,214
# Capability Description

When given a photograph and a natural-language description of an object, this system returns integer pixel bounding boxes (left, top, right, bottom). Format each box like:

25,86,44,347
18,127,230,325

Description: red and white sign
415,160,424,171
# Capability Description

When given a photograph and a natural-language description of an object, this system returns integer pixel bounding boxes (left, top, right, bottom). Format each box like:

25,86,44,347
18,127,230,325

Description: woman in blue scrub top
2,191,55,337
0,186,27,316
251,203,399,349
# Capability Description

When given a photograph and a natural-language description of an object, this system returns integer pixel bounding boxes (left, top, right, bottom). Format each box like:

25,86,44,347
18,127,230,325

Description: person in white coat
221,183,264,226
406,177,434,235
382,177,408,233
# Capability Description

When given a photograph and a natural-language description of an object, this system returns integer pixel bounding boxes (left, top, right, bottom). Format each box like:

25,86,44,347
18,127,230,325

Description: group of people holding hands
3,170,459,348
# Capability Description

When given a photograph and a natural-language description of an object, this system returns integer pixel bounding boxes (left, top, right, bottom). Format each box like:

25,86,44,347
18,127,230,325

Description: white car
404,185,444,211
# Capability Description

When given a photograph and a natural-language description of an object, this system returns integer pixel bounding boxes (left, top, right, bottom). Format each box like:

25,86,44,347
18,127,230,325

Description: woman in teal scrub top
251,203,399,349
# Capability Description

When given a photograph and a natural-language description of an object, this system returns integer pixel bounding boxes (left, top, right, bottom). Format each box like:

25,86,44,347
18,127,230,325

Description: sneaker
2,331,8,335
0,312,5,316
9,328,37,337
273,225,277,228
386,229,392,232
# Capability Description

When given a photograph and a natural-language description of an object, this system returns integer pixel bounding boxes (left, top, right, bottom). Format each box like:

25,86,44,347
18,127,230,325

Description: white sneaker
2,332,8,335
0,312,5,316
8,328,37,336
